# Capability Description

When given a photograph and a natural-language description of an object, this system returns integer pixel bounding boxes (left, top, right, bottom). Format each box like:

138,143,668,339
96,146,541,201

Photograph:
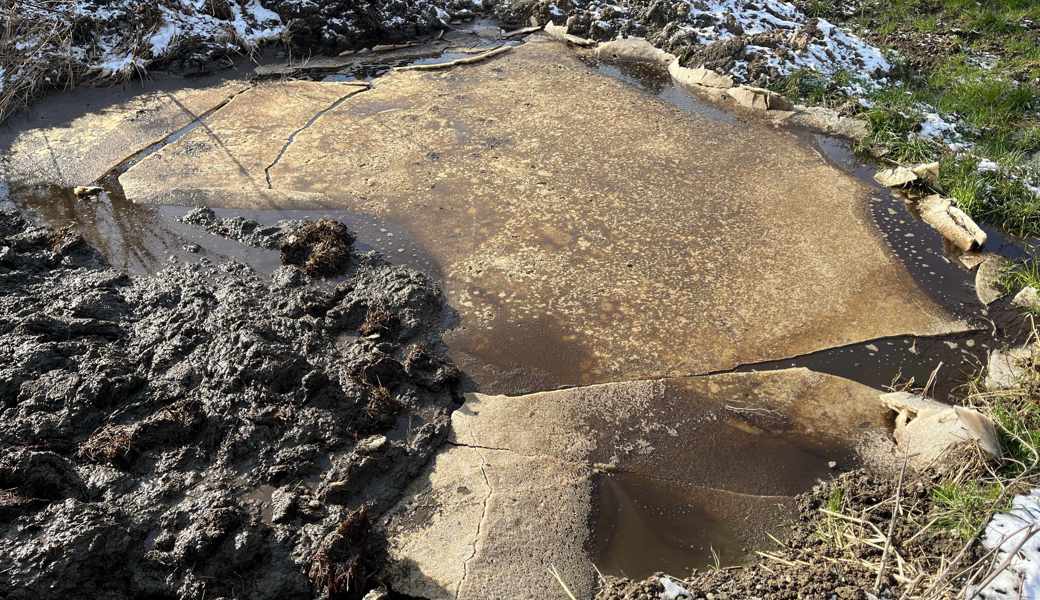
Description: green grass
932,480,1005,540
935,156,1040,235
767,68,858,108
820,0,1040,236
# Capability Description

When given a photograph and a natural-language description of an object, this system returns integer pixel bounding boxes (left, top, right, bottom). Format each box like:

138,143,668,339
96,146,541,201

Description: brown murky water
1,35,1034,583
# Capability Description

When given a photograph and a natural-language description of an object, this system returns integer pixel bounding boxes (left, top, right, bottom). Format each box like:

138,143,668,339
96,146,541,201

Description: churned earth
0,18,1020,600
0,209,462,599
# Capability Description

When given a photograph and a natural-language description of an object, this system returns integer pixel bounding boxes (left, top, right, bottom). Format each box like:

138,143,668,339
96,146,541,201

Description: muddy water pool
2,34,1036,584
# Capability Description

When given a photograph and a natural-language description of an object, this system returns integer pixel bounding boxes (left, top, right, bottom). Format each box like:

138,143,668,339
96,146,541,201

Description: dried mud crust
595,469,975,600
0,209,461,600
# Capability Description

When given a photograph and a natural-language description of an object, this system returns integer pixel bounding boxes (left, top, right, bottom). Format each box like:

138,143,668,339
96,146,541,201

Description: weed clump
77,424,136,466
280,219,356,277
309,507,371,600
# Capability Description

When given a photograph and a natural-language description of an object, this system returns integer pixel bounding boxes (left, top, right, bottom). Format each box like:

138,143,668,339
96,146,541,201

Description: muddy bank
0,0,485,122
495,0,889,89
595,468,971,599
0,209,460,599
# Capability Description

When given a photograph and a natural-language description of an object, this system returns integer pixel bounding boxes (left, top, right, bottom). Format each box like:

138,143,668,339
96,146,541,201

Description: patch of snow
968,489,1040,599
978,159,1000,173
659,576,691,600
148,20,179,57
576,0,890,91
918,112,958,141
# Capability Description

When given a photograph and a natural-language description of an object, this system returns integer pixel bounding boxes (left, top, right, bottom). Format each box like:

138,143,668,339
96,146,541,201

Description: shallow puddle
6,180,439,277
2,33,1037,588
589,473,752,579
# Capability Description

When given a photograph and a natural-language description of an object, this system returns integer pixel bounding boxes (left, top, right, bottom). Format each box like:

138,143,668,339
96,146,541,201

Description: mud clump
0,209,460,600
281,218,357,277
180,207,288,249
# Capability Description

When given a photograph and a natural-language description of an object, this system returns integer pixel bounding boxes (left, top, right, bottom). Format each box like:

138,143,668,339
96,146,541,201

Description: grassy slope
784,0,1040,236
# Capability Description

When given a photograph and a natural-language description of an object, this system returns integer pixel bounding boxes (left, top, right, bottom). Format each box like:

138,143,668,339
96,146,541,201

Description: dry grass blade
0,1,77,123
876,448,910,591
548,564,579,600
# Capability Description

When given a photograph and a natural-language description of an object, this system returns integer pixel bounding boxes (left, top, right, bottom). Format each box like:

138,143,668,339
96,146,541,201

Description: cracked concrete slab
382,368,896,599
118,81,370,194
1,77,250,188
108,38,968,393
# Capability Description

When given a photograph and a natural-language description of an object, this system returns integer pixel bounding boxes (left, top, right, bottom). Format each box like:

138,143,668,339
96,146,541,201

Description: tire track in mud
263,83,372,189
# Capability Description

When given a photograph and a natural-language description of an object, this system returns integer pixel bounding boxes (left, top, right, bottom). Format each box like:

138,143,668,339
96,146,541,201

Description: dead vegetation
309,507,372,600
359,306,399,339
0,1,77,124
78,424,136,465
281,218,357,276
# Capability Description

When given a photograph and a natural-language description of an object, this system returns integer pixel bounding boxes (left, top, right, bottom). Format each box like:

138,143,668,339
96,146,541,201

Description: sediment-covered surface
103,38,970,392
382,368,896,599
0,209,461,599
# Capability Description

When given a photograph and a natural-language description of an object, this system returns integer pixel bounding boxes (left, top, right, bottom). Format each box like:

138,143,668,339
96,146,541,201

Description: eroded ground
382,369,895,599
0,27,1007,600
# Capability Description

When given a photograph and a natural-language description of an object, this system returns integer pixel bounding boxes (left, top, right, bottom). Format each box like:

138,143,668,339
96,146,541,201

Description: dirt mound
496,0,889,89
0,209,460,600
180,207,289,249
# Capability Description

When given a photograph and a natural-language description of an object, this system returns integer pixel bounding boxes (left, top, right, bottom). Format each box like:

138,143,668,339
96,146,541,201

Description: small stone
724,85,794,112
668,61,734,89
356,435,387,454
911,161,941,185
1013,286,1040,312
975,255,1009,305
827,461,837,469
918,195,987,251
881,391,1001,469
873,166,918,187
986,346,1035,391
73,185,104,199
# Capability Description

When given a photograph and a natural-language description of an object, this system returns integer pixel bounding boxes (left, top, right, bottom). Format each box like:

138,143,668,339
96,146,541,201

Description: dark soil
493,0,883,86
595,469,977,600
0,208,461,600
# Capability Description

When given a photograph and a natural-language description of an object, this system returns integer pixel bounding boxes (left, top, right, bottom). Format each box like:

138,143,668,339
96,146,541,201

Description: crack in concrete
455,450,492,600
95,84,256,191
498,327,988,400
446,443,790,500
446,440,536,457
264,83,371,189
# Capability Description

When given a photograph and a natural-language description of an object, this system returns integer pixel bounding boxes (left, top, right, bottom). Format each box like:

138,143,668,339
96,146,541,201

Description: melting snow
575,0,890,91
917,112,959,141
969,489,1040,599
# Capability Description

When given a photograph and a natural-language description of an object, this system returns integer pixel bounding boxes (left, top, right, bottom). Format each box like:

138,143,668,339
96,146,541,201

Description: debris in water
72,185,104,199
880,391,1000,470
280,218,356,276
394,44,512,71
917,194,987,252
